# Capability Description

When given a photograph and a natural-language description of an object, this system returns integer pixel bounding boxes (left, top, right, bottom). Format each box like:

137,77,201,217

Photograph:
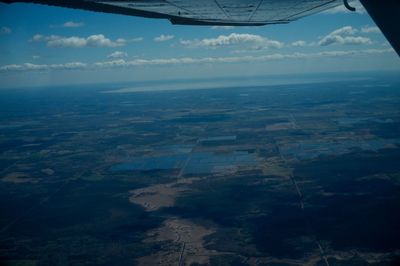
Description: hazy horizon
1,1,399,89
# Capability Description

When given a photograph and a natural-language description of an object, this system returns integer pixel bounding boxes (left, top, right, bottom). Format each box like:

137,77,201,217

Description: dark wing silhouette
359,0,399,56
0,0,341,26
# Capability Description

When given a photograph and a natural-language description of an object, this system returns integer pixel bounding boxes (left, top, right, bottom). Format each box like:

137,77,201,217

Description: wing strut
359,0,400,56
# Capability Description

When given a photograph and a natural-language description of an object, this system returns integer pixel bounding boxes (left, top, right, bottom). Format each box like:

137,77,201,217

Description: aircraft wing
1,0,342,26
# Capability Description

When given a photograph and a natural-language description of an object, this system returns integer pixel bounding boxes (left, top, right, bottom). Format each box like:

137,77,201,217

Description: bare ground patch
129,177,204,211
1,172,39,184
138,218,219,266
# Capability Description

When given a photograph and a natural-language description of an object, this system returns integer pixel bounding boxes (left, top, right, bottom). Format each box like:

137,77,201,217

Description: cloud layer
181,33,284,50
361,26,380,34
318,26,372,46
154,34,174,42
31,34,127,48
0,62,87,72
1,48,393,72
107,51,128,59
291,40,307,47
62,21,84,28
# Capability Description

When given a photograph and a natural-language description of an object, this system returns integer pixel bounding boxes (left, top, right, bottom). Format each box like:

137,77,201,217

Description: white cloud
47,36,87,48
3,48,393,73
108,51,128,59
0,26,12,35
0,62,87,72
361,26,381,34
32,55,40,60
323,1,366,14
94,59,129,68
85,35,126,47
318,26,371,46
330,26,358,36
63,21,84,28
319,35,372,46
181,33,284,50
31,34,126,48
130,37,144,42
31,34,44,42
154,34,174,42
291,40,307,47
89,48,397,68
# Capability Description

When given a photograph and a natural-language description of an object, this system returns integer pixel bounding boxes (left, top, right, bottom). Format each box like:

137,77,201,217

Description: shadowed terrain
1,73,400,265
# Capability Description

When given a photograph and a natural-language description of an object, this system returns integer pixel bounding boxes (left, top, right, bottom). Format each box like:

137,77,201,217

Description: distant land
0,72,400,266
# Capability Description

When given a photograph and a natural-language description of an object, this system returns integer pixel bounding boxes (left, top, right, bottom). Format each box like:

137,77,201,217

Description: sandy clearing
1,172,39,184
138,217,219,266
129,177,205,211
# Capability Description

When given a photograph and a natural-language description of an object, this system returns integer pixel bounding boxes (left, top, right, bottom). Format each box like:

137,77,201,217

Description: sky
0,0,399,88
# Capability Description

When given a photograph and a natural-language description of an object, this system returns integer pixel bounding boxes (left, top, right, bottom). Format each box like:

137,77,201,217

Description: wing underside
1,0,342,25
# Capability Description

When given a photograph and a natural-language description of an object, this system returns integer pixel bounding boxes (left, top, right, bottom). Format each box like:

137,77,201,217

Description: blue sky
0,1,399,88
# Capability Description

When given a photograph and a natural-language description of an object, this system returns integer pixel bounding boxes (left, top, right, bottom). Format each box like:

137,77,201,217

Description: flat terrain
0,73,400,265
